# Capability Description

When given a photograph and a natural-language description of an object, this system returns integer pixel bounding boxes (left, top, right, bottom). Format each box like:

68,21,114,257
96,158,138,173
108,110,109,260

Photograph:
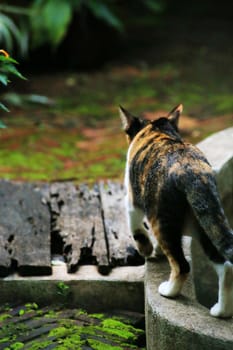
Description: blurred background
0,0,233,183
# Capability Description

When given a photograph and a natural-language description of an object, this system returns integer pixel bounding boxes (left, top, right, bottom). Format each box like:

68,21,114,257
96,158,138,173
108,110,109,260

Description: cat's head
119,104,183,143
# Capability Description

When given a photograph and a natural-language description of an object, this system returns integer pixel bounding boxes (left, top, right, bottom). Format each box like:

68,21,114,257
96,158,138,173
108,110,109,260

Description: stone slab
145,259,233,350
0,265,145,313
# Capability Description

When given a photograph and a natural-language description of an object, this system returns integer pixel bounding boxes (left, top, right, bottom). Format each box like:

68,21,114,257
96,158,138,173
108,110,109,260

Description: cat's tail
184,174,233,263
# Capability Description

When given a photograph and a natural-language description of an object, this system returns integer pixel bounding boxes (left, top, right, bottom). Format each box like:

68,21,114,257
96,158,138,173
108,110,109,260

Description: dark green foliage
30,0,73,49
0,1,163,52
0,5,29,56
0,51,25,118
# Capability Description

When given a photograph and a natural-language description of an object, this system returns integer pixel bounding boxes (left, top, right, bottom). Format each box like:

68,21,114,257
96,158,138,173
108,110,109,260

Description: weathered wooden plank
18,324,58,343
0,180,51,277
0,180,144,276
48,182,109,272
99,181,144,266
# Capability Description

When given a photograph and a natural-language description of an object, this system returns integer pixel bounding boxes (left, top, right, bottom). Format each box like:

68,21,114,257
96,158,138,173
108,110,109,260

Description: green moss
75,309,88,317
44,310,59,318
0,305,145,349
101,318,142,341
56,282,70,297
57,336,83,348
88,339,123,350
0,322,29,344
25,340,54,350
0,312,12,321
9,342,24,350
89,313,105,320
18,302,39,316
49,325,72,338
25,302,38,310
0,336,12,344
48,324,84,348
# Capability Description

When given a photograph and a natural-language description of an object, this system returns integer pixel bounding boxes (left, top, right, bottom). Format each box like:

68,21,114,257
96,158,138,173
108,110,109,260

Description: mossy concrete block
192,127,233,307
0,265,145,313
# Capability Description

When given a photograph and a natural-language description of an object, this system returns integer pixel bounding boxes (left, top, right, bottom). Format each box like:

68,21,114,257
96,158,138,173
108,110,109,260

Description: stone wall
192,127,233,307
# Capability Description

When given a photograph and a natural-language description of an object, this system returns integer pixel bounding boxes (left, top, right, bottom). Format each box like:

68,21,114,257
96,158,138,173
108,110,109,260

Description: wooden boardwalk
0,180,144,277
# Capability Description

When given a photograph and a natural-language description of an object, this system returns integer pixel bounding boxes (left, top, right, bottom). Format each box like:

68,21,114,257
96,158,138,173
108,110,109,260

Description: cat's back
129,127,214,195
129,124,210,174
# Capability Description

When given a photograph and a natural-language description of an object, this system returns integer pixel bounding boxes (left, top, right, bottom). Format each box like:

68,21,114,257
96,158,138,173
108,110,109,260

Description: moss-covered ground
0,303,145,349
0,15,232,183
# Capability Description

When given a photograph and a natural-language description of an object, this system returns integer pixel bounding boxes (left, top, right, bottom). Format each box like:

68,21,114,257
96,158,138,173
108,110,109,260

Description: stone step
0,264,145,312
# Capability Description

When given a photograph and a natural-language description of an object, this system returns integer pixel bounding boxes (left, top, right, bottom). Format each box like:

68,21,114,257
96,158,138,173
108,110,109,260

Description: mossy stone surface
0,303,145,349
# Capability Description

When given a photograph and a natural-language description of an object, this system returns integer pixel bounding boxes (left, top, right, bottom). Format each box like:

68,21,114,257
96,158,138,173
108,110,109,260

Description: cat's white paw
158,280,182,298
210,302,233,318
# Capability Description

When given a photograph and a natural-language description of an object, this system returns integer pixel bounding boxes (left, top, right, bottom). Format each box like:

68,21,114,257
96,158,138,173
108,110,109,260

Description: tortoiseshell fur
120,104,233,318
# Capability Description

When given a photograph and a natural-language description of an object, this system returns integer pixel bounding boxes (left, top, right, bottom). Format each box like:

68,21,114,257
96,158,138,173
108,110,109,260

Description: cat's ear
119,105,135,131
167,104,183,128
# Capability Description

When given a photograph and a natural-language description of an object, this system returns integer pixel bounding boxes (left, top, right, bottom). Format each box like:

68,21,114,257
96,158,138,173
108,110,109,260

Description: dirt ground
0,15,232,183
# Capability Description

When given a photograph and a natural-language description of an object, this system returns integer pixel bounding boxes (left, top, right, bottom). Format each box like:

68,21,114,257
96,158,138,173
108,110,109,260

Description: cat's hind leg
197,228,233,317
210,262,233,318
150,219,190,297
127,206,153,257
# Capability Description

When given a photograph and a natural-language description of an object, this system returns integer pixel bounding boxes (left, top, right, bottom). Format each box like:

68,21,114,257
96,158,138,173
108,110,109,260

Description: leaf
0,120,7,128
2,93,54,107
41,0,72,47
0,4,31,15
0,55,18,64
0,13,26,54
0,102,9,112
19,309,25,316
2,63,26,80
86,0,123,32
0,74,9,85
24,94,54,105
0,23,13,52
144,0,165,12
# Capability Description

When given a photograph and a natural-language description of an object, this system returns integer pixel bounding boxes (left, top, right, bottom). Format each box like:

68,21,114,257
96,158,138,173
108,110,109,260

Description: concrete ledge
192,127,233,306
145,259,233,350
0,265,145,313
197,127,233,227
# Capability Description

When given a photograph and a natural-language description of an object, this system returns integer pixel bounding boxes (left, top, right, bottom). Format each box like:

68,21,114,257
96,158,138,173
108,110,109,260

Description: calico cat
120,104,233,318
